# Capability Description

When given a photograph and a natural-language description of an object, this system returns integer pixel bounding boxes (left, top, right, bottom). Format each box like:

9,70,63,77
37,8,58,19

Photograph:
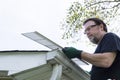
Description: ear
99,24,104,31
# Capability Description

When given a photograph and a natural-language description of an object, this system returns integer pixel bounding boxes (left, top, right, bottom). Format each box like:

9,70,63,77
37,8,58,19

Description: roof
0,50,49,53
0,49,90,80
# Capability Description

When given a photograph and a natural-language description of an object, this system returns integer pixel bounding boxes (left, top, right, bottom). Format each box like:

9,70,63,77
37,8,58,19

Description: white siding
0,51,47,74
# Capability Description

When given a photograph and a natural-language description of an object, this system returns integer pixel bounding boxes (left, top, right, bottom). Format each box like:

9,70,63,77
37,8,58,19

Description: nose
84,31,91,39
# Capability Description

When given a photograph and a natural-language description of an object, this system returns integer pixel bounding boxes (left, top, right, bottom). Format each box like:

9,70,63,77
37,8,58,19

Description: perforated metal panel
22,31,62,50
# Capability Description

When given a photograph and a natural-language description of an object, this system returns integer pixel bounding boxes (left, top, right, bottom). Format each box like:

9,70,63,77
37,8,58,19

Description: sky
0,0,76,50
0,0,94,71
0,0,95,51
0,0,119,50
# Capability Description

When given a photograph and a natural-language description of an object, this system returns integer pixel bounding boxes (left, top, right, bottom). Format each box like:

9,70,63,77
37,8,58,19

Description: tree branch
112,3,120,8
86,0,120,8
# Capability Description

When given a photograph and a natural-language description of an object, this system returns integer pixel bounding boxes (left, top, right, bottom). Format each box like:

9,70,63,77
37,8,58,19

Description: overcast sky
0,0,78,50
0,0,96,71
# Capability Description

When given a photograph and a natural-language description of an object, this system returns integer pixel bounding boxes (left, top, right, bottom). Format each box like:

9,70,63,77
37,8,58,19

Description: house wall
0,51,48,74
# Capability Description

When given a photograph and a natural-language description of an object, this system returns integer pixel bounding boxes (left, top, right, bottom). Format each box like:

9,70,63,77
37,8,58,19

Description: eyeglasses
84,24,97,34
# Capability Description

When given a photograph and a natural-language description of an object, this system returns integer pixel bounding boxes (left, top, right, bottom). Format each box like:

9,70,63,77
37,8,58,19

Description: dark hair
83,18,107,32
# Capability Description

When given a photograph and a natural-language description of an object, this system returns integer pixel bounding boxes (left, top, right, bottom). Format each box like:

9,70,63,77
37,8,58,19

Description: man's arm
81,51,116,68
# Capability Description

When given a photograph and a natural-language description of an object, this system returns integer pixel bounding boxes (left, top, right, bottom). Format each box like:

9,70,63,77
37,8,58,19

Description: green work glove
62,47,82,59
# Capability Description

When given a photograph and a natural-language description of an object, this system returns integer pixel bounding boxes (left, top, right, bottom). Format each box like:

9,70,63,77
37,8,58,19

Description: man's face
83,20,101,44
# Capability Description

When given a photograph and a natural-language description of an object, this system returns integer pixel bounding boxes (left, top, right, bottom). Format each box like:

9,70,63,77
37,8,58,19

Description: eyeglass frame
84,24,98,34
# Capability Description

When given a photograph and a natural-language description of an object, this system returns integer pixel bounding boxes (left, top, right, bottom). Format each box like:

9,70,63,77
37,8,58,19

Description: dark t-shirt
90,33,120,80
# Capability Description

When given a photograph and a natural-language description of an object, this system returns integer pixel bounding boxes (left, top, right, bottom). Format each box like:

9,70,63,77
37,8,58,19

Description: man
62,18,120,80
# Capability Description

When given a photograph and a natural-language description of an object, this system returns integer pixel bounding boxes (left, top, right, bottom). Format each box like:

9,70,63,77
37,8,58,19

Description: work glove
62,47,82,59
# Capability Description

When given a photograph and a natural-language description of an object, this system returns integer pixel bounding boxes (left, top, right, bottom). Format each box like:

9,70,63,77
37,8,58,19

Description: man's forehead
83,21,95,28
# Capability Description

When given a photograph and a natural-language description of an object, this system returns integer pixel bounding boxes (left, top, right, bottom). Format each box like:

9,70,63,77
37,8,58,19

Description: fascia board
47,49,90,80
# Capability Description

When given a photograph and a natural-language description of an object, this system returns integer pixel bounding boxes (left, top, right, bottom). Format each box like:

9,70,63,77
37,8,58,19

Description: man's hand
62,47,82,59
